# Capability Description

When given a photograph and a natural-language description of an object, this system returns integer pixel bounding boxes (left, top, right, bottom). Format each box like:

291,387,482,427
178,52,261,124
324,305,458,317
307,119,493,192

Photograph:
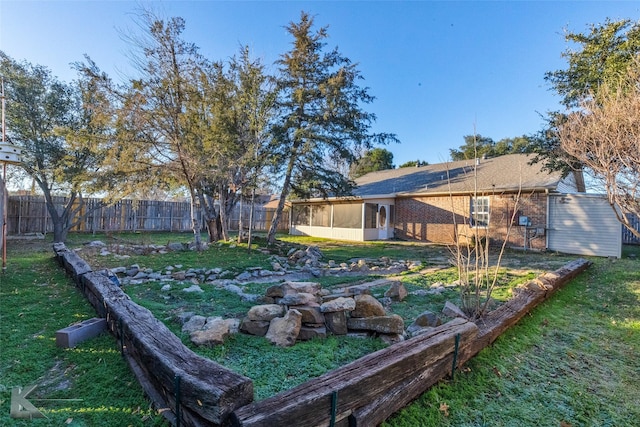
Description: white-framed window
470,196,490,228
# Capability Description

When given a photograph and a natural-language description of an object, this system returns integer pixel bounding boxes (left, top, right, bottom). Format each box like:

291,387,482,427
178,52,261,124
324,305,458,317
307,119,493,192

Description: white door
378,205,394,239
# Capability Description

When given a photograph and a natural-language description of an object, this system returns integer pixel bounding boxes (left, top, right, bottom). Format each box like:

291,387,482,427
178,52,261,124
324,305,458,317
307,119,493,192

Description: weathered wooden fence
623,214,640,245
53,241,591,427
7,195,287,235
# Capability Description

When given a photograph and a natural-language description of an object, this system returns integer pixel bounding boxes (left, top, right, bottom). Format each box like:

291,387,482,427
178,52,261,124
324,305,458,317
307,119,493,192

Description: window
333,203,363,228
292,204,310,226
311,205,330,227
471,197,490,227
364,203,378,229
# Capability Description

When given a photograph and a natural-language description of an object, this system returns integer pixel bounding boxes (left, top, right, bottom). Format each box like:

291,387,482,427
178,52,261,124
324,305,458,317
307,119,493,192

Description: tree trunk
188,188,202,250
266,153,296,244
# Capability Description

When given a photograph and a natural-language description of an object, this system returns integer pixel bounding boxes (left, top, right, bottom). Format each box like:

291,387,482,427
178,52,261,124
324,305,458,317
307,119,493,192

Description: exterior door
378,205,394,239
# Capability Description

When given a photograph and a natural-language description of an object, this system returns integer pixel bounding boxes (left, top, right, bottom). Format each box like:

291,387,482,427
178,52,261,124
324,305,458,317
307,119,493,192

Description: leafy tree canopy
449,134,533,161
350,148,394,178
545,18,640,108
398,160,428,168
534,18,640,174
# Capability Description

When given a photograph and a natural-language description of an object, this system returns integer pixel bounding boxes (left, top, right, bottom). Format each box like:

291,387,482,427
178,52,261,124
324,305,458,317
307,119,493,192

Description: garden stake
330,390,338,427
118,319,124,356
174,375,181,427
451,333,461,380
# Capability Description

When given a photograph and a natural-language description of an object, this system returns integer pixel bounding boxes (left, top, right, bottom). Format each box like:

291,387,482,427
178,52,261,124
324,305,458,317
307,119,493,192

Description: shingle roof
354,153,565,197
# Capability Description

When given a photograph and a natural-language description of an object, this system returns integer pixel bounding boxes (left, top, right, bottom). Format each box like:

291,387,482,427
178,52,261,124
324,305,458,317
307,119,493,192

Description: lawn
1,232,638,426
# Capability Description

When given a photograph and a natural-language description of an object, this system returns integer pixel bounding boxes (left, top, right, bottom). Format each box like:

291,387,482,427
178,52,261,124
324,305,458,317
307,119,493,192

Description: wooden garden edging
52,241,590,427
227,257,591,427
52,243,254,426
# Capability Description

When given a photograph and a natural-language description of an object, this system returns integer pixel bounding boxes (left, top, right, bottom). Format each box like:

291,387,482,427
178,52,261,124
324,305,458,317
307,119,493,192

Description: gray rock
182,284,204,293
297,326,327,341
413,310,442,328
279,292,319,306
161,284,171,291
442,301,468,319
347,314,405,335
182,315,207,333
240,318,270,336
380,333,405,345
236,271,253,281
324,311,348,335
384,282,408,301
175,311,195,325
167,242,185,251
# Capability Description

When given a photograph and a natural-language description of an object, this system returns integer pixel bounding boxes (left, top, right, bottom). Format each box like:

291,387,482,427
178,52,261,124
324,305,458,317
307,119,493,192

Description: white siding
548,194,621,258
556,174,579,193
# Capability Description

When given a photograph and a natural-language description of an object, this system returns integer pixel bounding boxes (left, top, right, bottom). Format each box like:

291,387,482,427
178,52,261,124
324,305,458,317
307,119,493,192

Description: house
289,153,588,252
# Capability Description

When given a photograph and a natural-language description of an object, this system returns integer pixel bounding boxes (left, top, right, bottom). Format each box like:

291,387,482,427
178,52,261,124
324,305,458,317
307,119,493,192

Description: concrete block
56,317,107,348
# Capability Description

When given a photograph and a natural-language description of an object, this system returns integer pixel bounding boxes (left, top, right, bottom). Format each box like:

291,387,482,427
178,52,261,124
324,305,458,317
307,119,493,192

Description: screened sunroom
289,197,395,241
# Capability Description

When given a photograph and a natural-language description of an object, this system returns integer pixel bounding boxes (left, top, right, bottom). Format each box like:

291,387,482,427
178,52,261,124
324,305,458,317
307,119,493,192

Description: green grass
382,246,640,427
0,240,166,426
3,232,638,426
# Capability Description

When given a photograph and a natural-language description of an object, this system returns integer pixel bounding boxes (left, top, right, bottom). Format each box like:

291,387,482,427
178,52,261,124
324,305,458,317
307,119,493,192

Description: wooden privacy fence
53,242,591,427
7,195,287,235
623,214,640,245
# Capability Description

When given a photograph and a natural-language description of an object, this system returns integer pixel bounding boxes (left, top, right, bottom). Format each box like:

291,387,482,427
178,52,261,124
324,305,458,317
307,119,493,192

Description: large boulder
240,319,270,336
265,309,302,347
279,292,320,306
384,282,408,301
442,301,468,319
182,315,207,334
320,297,356,313
247,304,284,322
189,317,231,346
281,281,322,296
347,314,405,335
297,326,327,341
295,305,325,325
324,311,348,335
351,294,386,318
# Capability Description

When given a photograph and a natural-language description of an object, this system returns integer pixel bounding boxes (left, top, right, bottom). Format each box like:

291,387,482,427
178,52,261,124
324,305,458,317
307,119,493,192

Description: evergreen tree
266,12,396,244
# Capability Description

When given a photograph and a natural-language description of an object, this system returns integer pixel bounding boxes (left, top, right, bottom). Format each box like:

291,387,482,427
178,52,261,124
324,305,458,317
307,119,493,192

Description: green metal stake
451,333,461,380
330,390,338,427
175,375,181,427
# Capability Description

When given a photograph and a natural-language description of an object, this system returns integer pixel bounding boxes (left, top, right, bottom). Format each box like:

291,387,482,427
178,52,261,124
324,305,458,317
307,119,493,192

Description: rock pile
239,280,410,347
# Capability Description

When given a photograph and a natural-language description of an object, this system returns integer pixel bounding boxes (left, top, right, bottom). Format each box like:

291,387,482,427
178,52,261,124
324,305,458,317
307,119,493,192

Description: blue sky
1,1,639,166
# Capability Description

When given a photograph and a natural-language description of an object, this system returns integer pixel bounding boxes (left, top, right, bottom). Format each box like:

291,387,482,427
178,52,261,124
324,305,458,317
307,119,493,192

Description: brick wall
395,192,548,251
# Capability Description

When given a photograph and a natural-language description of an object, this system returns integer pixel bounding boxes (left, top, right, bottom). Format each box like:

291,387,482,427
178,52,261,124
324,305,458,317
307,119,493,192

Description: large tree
0,52,109,242
266,12,396,244
350,147,394,178
533,18,640,171
545,18,640,108
557,64,640,239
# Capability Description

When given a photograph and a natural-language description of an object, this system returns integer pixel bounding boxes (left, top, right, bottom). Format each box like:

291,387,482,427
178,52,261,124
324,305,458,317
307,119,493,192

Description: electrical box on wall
518,216,531,227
